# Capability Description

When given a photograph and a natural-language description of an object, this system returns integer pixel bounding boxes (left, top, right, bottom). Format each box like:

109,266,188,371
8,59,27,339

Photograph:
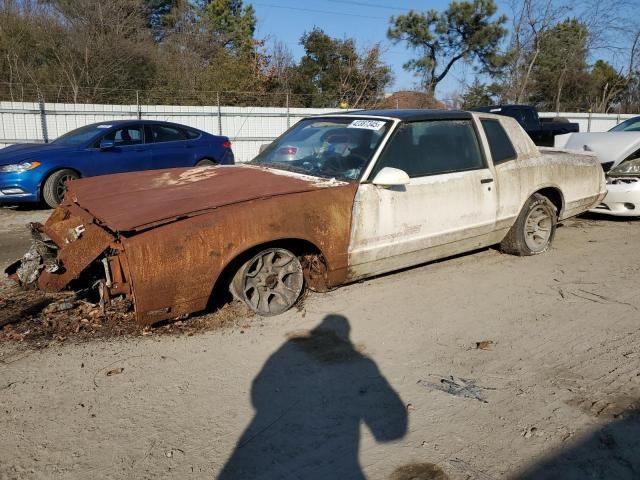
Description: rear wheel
500,193,557,256
231,248,304,316
196,158,217,166
42,169,78,208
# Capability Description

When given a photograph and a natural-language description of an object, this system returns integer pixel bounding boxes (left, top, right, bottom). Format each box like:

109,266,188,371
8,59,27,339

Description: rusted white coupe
7,110,606,322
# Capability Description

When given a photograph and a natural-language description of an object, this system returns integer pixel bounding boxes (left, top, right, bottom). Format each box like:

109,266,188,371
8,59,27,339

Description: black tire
230,248,304,316
42,169,78,208
196,158,217,166
500,193,558,256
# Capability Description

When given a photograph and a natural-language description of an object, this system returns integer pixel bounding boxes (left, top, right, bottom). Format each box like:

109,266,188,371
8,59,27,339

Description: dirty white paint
241,164,349,188
349,169,498,277
346,113,606,279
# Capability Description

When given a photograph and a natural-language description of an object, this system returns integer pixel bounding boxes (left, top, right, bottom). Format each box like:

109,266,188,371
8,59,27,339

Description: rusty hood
64,165,346,232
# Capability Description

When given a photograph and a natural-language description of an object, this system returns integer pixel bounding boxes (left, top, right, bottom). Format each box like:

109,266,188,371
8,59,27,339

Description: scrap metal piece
38,221,115,292
10,223,59,286
418,375,493,403
68,224,86,242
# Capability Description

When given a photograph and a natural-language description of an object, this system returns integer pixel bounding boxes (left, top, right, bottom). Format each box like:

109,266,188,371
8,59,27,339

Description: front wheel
500,193,557,256
231,248,304,316
42,169,79,208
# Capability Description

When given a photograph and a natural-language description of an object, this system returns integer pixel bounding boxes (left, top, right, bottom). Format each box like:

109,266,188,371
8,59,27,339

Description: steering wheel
322,152,368,173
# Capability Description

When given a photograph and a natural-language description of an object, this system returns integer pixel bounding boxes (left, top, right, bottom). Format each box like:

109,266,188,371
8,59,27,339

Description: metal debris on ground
0,278,252,343
418,375,493,403
14,223,59,286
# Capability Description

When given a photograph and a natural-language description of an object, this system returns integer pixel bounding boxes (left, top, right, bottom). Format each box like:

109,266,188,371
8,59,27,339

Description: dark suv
471,105,579,147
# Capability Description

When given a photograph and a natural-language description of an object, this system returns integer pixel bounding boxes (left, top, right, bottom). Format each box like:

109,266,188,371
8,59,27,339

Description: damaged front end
5,204,133,316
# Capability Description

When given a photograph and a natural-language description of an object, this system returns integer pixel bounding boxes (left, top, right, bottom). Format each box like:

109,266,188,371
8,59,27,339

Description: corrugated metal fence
0,101,637,162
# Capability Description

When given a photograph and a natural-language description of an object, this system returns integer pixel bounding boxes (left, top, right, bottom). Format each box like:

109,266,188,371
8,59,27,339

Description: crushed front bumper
5,204,135,317
589,177,640,217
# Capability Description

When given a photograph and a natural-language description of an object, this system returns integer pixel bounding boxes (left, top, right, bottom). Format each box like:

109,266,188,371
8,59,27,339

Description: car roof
328,108,473,121
84,119,203,129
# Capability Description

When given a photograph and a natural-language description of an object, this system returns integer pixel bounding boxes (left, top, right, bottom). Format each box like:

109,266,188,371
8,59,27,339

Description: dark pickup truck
471,105,579,147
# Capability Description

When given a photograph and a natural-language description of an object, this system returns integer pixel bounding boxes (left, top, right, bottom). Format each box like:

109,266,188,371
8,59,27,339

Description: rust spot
37,212,114,292
7,166,357,326
301,253,330,292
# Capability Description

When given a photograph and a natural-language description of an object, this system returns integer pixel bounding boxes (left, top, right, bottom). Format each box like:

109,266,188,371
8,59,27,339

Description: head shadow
217,314,408,480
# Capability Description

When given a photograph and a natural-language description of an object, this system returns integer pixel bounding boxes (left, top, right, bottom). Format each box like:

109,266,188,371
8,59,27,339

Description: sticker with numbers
347,119,386,130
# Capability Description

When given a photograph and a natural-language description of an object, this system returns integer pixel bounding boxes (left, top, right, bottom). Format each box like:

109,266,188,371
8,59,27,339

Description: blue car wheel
42,169,79,208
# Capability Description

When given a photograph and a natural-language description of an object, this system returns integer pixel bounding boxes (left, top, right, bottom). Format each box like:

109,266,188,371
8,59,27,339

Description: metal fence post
136,90,142,120
587,110,592,132
217,92,222,135
286,92,290,128
38,96,49,144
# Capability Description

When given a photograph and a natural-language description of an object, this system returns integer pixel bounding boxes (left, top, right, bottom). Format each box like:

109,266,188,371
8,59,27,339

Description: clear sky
252,0,635,102
251,0,510,101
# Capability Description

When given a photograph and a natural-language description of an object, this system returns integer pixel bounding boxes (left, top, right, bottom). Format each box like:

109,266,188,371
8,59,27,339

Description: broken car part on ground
5,109,606,326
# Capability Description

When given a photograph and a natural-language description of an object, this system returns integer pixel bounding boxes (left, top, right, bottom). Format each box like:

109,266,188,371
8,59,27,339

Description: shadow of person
217,314,408,480
514,407,640,479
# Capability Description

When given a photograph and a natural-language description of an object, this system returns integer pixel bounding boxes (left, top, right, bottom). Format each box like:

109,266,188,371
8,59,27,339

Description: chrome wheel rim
241,249,304,316
524,205,552,251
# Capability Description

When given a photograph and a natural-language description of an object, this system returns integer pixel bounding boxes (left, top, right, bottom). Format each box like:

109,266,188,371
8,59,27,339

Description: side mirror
99,139,115,151
371,167,410,187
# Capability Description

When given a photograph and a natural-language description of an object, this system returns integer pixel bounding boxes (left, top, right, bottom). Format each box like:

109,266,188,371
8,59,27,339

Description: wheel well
40,168,81,196
535,187,564,215
196,157,218,165
208,238,323,309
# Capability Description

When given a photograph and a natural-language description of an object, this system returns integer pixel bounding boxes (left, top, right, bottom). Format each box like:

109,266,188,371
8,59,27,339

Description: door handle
480,178,494,184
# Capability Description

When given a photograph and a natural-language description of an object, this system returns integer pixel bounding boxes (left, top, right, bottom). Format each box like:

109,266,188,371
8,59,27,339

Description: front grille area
608,177,640,185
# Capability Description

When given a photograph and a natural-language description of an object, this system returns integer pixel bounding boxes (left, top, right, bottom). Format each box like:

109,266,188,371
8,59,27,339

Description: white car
8,110,606,322
555,132,640,216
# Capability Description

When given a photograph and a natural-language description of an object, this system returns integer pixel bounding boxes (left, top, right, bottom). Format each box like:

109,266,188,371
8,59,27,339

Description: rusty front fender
122,184,358,325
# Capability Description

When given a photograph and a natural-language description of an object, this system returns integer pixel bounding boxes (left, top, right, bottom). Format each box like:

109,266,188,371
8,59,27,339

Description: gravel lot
1,205,639,479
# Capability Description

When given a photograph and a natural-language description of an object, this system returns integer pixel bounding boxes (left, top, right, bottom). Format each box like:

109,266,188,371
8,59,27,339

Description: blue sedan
0,120,234,207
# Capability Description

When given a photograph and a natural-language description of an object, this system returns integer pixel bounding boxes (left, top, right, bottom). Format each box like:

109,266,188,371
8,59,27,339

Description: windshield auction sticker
96,125,112,129
347,119,386,130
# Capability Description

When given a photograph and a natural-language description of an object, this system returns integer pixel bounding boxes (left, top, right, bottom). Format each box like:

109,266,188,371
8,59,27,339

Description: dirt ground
1,205,639,480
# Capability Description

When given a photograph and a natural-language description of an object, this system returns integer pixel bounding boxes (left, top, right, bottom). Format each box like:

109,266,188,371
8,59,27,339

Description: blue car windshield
52,124,112,146
250,117,392,181
609,117,640,132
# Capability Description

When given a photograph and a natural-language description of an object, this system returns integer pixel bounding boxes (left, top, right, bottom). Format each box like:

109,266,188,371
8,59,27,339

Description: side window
150,125,188,143
370,119,484,179
480,119,517,165
183,128,201,140
102,125,143,146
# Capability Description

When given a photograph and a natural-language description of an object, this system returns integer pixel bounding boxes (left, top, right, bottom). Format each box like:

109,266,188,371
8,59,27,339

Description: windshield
53,124,113,146
250,117,392,181
610,117,640,132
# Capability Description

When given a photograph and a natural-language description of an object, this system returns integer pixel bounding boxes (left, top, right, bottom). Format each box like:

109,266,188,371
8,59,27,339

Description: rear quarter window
183,128,201,140
480,119,517,165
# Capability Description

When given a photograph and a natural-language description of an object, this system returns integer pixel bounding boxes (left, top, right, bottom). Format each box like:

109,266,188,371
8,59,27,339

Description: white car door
348,119,498,279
